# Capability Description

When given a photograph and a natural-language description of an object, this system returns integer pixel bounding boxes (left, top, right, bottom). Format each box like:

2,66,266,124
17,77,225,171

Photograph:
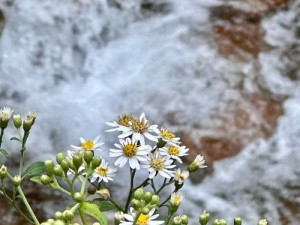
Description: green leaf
93,199,116,211
0,148,9,158
23,161,46,178
79,202,107,225
10,137,21,142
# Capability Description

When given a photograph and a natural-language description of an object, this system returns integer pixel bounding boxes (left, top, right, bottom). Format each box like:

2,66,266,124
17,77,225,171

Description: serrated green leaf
79,202,107,225
93,199,116,212
0,148,9,158
23,161,46,178
10,137,21,142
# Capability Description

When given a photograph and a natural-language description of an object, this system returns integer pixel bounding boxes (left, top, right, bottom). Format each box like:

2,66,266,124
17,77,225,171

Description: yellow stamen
82,140,94,151
151,158,165,170
136,214,149,225
96,167,108,176
160,129,174,140
117,114,134,127
132,119,149,134
122,143,137,157
168,146,179,156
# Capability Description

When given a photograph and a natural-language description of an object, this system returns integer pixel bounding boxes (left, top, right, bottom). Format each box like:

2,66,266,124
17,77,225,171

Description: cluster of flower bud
172,215,188,225
131,188,160,214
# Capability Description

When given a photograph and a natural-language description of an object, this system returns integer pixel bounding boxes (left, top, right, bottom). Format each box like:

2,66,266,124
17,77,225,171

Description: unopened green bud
60,159,70,172
12,175,21,187
151,195,159,205
44,160,55,176
141,207,150,215
0,107,12,129
234,217,242,225
84,151,94,164
96,188,110,200
13,114,22,129
55,211,63,220
199,211,210,225
257,219,267,225
143,191,152,203
63,210,74,220
41,174,51,185
181,215,188,225
131,199,140,209
91,156,101,168
219,219,227,225
212,219,220,225
56,153,65,164
0,165,7,179
53,220,65,225
88,185,97,195
54,165,64,177
173,216,182,225
72,153,83,169
74,192,84,202
23,117,34,132
134,188,144,200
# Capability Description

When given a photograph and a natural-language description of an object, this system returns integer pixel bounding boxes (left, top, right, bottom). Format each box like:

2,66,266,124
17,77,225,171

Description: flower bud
13,114,22,129
72,153,83,169
199,211,210,225
44,160,55,176
53,220,65,225
54,165,64,177
257,219,267,225
173,216,182,225
0,165,8,179
212,219,220,225
143,191,152,203
73,192,84,202
60,159,70,172
234,217,242,225
0,107,13,129
151,195,159,205
96,188,110,200
13,175,21,187
131,199,141,209
56,153,65,164
133,188,144,200
55,211,63,220
23,117,34,132
91,156,102,168
88,185,97,195
141,207,150,215
187,154,207,173
41,174,51,185
84,151,94,164
219,219,227,225
63,210,74,221
181,215,188,225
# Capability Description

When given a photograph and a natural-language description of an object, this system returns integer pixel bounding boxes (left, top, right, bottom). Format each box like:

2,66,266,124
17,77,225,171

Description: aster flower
170,192,183,207
70,135,103,152
109,138,151,170
159,145,189,163
174,168,189,184
0,106,13,121
142,153,175,179
187,154,207,173
90,159,117,183
120,208,164,225
155,128,180,146
117,113,159,145
106,114,135,132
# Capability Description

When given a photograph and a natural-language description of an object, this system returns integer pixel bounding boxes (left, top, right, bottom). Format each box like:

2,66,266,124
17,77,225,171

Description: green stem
52,177,71,196
134,177,150,190
17,186,40,225
19,131,29,176
0,128,4,148
159,195,172,207
79,208,88,225
109,198,124,211
125,168,136,212
157,178,167,194
150,179,157,193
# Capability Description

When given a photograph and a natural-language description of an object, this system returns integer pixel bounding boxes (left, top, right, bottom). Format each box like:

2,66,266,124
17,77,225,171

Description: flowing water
0,0,299,224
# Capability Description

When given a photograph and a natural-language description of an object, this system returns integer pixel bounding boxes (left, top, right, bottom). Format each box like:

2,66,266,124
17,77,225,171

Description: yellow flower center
168,146,179,156
82,140,94,151
96,166,108,177
175,172,185,180
160,129,174,140
151,158,165,170
172,195,181,206
132,119,149,134
122,143,137,157
136,213,149,225
117,114,134,127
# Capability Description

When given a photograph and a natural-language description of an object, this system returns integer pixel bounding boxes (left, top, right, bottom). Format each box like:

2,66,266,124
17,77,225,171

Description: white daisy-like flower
174,168,189,184
70,135,104,152
142,153,175,179
159,145,189,163
170,192,183,207
110,138,151,170
90,159,117,183
155,128,180,146
120,208,164,225
0,106,13,122
193,154,207,169
117,113,159,145
106,114,136,132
